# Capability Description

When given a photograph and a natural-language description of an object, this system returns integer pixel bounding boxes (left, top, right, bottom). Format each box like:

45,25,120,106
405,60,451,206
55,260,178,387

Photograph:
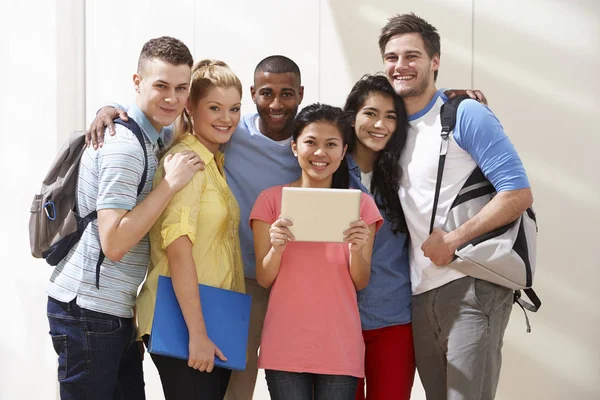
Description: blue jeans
47,296,145,400
265,370,357,400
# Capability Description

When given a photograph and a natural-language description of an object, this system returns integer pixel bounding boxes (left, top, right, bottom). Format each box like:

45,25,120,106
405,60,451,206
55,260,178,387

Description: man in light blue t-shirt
221,57,303,400
378,13,534,400
88,55,304,400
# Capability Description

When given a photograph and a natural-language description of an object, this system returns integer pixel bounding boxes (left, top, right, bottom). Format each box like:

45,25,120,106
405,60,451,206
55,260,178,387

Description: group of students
46,12,533,400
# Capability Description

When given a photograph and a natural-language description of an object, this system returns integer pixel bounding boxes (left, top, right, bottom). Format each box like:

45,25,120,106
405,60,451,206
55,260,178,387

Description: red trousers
355,323,416,400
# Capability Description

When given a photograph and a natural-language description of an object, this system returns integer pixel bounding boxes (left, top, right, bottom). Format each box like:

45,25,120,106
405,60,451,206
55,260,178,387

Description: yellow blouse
136,134,245,339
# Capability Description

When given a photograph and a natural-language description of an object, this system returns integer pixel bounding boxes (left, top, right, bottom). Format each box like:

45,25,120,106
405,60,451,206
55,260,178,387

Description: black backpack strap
432,96,543,334
514,289,542,333
114,118,149,196
429,95,472,234
94,118,149,289
94,253,106,290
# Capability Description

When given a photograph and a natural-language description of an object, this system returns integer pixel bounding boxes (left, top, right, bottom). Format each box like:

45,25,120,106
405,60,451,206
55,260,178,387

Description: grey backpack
431,96,541,331
29,119,147,288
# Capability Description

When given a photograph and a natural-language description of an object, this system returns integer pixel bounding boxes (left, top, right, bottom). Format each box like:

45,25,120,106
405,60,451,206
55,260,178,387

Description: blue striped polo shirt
46,105,161,318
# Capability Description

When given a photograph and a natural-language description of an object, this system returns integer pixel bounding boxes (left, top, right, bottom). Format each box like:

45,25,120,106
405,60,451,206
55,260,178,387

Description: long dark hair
291,103,352,189
344,74,408,234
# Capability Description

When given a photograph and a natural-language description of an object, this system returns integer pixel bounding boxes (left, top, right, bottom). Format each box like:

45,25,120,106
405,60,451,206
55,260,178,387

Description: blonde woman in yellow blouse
136,59,245,400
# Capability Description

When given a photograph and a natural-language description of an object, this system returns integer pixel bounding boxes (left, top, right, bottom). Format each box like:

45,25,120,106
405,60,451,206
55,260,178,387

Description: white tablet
281,187,362,243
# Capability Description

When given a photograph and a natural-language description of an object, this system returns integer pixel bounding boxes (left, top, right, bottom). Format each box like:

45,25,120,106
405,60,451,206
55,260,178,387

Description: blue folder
148,275,252,371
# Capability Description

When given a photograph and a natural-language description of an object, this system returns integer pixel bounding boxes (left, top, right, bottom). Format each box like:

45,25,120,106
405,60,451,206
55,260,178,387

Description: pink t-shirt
250,185,383,377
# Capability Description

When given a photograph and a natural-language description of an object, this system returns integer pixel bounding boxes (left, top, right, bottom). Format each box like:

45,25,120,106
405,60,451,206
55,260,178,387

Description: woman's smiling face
353,91,397,154
292,121,347,187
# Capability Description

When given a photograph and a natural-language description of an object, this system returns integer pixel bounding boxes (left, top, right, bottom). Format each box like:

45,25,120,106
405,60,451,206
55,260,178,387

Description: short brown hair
137,36,193,73
379,13,441,81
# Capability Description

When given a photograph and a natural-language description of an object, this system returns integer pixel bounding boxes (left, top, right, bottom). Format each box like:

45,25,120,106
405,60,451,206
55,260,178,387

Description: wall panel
193,0,321,115
85,0,195,122
473,1,600,399
320,0,473,108
1,1,62,399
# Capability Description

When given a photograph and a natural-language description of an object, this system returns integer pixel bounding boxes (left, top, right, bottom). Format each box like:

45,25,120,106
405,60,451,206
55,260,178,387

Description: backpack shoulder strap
114,118,148,196
94,118,149,289
429,95,473,234
514,288,542,332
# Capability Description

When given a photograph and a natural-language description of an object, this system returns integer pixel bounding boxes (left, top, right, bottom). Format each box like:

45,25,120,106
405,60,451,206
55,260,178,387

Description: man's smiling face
383,32,439,99
251,71,304,139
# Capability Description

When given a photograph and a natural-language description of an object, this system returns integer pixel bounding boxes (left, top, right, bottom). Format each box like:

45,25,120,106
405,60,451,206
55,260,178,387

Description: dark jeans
148,348,231,399
265,370,358,400
47,296,145,400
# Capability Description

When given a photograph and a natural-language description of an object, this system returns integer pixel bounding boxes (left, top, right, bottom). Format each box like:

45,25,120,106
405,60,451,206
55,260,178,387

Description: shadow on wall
325,0,474,87
468,11,600,398
499,340,598,400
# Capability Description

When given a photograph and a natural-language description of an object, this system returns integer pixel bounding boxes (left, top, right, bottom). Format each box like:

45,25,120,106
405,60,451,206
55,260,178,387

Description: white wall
472,1,600,399
1,1,65,399
1,0,599,399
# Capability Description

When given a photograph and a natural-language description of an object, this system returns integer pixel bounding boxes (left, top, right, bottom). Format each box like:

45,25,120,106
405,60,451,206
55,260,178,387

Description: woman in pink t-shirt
250,103,383,400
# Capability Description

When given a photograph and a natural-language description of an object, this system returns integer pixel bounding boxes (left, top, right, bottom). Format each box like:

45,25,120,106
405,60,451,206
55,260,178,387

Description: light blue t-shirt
224,113,301,279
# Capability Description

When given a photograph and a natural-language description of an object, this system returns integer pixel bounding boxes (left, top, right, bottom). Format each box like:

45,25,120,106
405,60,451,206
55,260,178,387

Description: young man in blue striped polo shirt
46,36,202,400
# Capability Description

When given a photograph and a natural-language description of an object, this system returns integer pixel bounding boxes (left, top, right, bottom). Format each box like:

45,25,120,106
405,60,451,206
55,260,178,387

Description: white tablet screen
281,187,361,243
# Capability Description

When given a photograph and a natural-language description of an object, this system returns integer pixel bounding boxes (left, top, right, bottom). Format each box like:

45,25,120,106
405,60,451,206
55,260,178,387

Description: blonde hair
167,59,243,153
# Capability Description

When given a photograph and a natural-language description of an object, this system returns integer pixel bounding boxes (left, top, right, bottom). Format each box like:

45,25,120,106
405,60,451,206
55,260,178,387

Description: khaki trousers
224,278,270,400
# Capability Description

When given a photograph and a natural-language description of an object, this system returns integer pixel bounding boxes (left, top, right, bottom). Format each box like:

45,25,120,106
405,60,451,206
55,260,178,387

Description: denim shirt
347,154,412,330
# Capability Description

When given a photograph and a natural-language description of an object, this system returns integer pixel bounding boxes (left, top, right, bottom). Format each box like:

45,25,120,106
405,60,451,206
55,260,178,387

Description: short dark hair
379,13,441,81
254,55,301,84
137,36,193,73
292,103,352,189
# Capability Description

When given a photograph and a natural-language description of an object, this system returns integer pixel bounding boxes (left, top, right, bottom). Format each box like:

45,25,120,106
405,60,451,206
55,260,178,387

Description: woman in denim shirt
344,74,414,400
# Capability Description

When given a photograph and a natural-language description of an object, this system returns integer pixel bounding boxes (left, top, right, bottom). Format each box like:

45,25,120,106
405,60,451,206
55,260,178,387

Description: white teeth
311,161,327,167
369,132,385,139
214,126,230,132
396,76,414,80
270,114,285,119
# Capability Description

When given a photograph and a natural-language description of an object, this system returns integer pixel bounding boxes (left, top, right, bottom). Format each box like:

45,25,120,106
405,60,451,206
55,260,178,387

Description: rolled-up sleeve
159,162,206,249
